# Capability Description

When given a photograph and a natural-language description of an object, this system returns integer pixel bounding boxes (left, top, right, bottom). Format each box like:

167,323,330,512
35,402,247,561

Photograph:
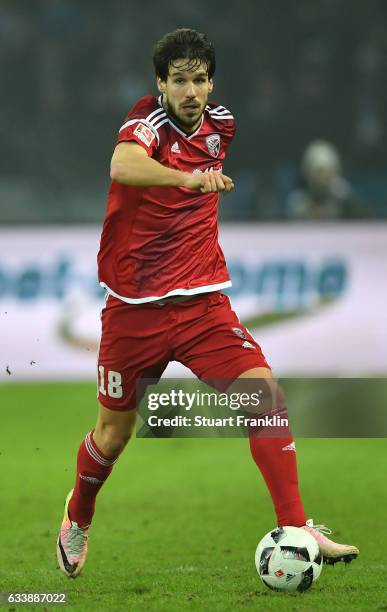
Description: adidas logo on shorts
242,340,255,350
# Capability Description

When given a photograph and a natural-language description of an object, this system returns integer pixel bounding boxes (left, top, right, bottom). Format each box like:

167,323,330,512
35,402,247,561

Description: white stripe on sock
85,432,117,467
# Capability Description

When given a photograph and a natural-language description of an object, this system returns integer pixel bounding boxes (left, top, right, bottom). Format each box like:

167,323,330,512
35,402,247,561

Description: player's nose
185,82,197,98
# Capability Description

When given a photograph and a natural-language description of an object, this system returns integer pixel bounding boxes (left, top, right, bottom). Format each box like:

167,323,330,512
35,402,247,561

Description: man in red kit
56,28,358,577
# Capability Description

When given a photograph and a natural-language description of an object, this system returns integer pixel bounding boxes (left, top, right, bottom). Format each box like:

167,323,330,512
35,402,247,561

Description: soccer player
56,28,359,577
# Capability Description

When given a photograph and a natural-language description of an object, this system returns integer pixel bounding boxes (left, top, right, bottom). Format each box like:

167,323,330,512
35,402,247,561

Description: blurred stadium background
2,0,387,222
1,0,386,380
1,2,387,608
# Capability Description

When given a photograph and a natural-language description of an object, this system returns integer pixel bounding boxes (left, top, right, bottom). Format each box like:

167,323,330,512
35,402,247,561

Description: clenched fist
182,171,234,193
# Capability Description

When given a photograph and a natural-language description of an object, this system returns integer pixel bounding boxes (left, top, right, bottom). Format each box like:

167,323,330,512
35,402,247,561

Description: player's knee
107,436,128,457
94,420,134,457
97,426,131,456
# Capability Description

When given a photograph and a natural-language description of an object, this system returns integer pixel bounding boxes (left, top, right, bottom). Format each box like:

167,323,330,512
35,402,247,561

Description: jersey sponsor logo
193,164,223,174
133,122,155,147
206,133,220,158
171,141,181,153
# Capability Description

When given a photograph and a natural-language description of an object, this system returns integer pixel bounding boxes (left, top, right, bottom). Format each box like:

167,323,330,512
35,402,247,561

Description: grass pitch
0,382,386,611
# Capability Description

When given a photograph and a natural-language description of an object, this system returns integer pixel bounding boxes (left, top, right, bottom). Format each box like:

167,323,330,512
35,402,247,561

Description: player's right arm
110,142,234,193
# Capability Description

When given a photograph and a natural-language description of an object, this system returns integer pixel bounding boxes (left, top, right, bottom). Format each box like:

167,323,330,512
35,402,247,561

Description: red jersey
98,95,235,303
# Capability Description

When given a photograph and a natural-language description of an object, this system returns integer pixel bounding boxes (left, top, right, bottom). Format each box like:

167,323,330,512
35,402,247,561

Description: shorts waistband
152,292,216,306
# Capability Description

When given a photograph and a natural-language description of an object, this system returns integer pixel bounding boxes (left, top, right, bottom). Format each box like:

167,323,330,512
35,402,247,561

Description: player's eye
175,79,185,84
195,78,206,84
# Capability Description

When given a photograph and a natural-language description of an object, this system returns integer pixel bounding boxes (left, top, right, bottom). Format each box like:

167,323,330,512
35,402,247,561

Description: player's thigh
175,292,270,385
98,295,170,411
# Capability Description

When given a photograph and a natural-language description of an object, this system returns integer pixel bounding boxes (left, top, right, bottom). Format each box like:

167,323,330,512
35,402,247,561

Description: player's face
157,60,213,132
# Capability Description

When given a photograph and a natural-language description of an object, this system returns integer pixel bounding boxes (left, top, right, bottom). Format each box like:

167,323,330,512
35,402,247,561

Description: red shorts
97,291,270,411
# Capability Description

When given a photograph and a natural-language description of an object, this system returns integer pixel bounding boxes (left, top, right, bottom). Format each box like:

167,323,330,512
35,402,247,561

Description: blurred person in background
286,140,369,220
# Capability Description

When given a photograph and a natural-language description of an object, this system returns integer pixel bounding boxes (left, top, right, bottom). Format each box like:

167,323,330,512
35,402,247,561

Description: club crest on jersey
206,134,220,158
232,327,246,339
133,122,155,147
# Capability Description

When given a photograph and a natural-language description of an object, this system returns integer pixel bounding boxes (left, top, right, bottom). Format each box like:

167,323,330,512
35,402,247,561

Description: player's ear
208,79,214,94
157,77,166,94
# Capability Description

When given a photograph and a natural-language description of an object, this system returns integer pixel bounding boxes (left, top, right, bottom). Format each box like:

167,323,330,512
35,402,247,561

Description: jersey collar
157,95,204,140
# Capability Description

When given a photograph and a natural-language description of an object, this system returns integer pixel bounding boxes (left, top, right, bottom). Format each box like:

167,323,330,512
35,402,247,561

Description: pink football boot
302,519,359,565
56,490,89,578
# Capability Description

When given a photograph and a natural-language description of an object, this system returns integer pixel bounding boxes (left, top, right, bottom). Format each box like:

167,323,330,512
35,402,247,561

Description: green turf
0,382,386,611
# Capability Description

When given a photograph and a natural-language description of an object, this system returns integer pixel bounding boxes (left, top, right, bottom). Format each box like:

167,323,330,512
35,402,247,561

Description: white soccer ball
255,526,323,592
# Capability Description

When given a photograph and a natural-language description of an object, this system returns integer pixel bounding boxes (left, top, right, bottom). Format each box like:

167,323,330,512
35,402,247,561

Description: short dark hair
153,28,216,81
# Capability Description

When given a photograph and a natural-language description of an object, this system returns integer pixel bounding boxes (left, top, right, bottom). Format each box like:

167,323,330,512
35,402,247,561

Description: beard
164,98,206,131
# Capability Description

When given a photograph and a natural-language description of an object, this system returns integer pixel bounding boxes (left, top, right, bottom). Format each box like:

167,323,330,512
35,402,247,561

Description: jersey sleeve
206,103,236,152
115,97,163,157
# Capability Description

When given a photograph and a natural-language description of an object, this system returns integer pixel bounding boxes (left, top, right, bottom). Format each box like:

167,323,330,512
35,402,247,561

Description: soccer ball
255,526,323,592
